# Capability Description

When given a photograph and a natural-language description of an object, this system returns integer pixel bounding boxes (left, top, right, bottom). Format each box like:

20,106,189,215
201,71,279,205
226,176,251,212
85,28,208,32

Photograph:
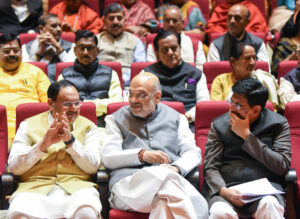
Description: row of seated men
3,75,291,219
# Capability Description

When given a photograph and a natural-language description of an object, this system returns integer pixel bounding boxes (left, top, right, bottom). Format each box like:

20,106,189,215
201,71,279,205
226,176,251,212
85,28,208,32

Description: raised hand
229,111,251,140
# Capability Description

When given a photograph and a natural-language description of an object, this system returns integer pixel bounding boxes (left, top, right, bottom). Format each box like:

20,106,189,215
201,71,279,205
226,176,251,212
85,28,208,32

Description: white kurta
8,113,103,218
102,114,209,219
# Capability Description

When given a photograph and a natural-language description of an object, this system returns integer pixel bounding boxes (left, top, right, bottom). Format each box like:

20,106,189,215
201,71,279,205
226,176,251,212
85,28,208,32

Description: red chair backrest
214,0,266,17
27,62,48,76
0,105,8,174
104,0,155,11
208,32,267,45
278,61,298,84
130,62,155,81
107,101,185,115
48,0,100,14
55,61,124,89
284,101,300,177
203,61,269,92
61,32,75,42
15,102,97,131
19,33,38,45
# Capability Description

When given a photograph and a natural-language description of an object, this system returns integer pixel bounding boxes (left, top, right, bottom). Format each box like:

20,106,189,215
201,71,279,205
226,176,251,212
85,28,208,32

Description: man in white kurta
8,80,102,219
102,72,208,219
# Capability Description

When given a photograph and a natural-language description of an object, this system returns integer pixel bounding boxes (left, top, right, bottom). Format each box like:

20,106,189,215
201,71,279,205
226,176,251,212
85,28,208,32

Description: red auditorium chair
55,61,124,89
208,32,267,45
203,61,269,92
284,101,300,218
19,33,38,45
27,62,48,76
278,61,298,84
0,105,8,176
48,0,100,14
61,32,75,42
106,101,198,219
1,102,111,218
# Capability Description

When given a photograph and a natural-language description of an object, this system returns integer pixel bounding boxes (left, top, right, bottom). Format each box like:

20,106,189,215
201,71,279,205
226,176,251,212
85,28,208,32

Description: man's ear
154,50,160,61
252,105,262,119
38,25,44,33
48,98,54,110
229,57,235,67
154,90,162,104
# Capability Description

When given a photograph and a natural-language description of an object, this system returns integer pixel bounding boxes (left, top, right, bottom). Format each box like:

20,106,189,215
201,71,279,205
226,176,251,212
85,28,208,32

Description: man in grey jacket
102,72,208,219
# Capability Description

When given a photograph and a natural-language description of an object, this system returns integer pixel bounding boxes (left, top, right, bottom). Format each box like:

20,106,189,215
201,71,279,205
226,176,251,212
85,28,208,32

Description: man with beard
102,72,208,218
210,42,278,110
97,3,146,87
207,4,269,65
8,80,102,219
203,78,290,219
22,14,75,82
0,33,50,150
147,5,206,71
143,31,209,124
58,30,123,127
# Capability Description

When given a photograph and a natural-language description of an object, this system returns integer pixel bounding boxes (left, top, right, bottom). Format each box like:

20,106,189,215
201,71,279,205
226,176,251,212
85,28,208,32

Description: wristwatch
63,134,75,145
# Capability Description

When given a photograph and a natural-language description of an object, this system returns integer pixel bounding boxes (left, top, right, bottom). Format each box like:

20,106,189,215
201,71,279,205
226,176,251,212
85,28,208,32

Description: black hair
281,12,300,38
38,14,59,26
75,30,98,46
47,80,76,101
0,33,21,48
103,3,125,16
230,42,255,60
153,30,181,51
232,78,268,109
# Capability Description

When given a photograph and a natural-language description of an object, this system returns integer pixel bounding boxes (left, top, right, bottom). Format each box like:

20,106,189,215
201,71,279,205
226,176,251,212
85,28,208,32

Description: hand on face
229,110,251,140
39,112,71,152
143,150,171,164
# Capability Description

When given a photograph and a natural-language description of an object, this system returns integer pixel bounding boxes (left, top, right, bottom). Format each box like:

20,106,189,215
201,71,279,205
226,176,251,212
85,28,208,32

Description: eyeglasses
129,92,148,100
77,45,97,53
63,100,82,108
0,47,20,54
227,98,244,111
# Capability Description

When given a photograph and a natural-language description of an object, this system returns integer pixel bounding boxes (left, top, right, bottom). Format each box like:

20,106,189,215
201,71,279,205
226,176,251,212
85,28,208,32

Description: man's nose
83,48,89,54
8,49,16,56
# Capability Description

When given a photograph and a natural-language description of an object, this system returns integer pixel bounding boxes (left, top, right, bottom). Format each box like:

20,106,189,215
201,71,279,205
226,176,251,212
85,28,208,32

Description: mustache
111,24,121,28
231,110,245,120
6,56,18,61
81,55,90,59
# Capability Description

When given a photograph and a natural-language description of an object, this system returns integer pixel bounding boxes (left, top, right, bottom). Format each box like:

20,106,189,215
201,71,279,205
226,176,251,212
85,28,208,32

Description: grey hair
165,5,183,21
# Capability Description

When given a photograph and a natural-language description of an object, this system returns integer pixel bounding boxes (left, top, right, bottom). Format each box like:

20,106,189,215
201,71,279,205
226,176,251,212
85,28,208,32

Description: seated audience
120,0,157,37
211,42,278,109
97,3,146,87
102,72,209,219
50,0,103,34
157,0,206,34
22,14,75,82
0,33,50,150
0,0,43,34
278,49,300,109
272,11,300,78
207,4,269,65
205,0,268,34
144,31,209,123
147,5,206,71
8,80,102,219
203,78,290,219
58,30,123,127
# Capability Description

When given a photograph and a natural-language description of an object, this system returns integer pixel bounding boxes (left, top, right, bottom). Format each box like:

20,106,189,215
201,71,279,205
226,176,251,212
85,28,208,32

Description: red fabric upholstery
203,61,269,92
284,101,300,207
208,32,266,44
61,32,75,42
107,101,185,115
48,0,100,14
0,105,8,174
107,100,185,218
55,61,124,89
277,61,298,84
130,62,155,81
27,62,48,76
104,0,155,10
19,33,38,45
214,0,266,17
15,102,97,132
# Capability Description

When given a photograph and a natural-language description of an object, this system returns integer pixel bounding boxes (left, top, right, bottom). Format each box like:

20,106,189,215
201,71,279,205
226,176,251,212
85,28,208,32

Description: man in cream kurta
102,72,208,219
8,80,102,219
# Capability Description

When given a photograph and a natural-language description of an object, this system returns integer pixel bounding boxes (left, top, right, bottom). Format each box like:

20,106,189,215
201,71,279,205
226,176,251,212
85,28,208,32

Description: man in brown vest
8,80,102,219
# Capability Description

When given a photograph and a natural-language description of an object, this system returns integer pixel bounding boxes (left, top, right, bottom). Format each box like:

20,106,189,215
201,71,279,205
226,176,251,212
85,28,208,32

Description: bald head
227,4,250,37
129,72,162,118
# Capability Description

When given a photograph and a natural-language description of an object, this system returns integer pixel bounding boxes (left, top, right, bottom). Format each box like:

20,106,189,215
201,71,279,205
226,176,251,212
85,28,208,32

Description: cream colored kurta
210,69,279,108
8,112,103,218
0,62,50,150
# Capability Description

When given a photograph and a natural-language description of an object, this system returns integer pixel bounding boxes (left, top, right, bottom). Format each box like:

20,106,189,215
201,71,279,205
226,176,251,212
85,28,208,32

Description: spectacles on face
77,45,97,53
227,98,245,111
63,100,82,108
0,47,20,55
129,91,148,100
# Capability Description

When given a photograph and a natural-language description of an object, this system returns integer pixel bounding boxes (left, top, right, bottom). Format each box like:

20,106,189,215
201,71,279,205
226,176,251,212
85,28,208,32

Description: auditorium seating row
0,100,299,218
